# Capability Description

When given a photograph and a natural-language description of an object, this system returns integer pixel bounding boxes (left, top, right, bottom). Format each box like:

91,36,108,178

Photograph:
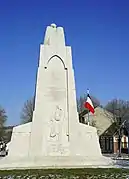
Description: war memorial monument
0,24,113,169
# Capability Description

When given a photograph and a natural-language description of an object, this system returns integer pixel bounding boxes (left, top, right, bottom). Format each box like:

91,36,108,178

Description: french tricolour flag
84,92,95,114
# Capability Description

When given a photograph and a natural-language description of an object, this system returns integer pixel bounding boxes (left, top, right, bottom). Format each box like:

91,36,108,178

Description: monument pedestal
0,123,113,169
0,156,113,170
0,24,113,169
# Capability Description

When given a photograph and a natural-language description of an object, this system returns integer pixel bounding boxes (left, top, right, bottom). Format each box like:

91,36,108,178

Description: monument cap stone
50,23,57,28
44,23,65,46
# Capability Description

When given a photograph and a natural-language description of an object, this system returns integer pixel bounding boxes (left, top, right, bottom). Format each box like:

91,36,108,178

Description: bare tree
20,98,34,124
105,99,129,124
0,106,7,140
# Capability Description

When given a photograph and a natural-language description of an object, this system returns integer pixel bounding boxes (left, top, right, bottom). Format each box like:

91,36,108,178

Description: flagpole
87,89,90,126
88,110,90,126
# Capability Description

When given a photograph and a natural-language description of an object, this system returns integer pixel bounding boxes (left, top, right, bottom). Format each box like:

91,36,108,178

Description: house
99,122,128,154
79,107,129,154
99,122,118,153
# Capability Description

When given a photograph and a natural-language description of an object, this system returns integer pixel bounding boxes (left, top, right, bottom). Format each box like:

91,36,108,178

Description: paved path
103,153,129,158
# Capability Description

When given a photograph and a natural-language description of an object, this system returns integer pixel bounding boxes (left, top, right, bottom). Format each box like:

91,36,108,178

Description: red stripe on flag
84,102,95,114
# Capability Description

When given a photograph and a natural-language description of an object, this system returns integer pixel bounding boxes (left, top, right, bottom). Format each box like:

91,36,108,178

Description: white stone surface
0,23,113,169
8,123,31,157
0,156,115,170
84,107,114,136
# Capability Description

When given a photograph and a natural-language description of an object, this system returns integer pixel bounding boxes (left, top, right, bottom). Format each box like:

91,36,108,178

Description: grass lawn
0,168,129,178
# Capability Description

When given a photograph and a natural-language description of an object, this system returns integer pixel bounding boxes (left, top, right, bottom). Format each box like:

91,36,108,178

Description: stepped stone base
0,156,114,170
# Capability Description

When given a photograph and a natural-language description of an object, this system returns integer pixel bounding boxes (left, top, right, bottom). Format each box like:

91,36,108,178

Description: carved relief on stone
49,119,56,138
54,105,63,121
49,105,64,139
48,105,69,155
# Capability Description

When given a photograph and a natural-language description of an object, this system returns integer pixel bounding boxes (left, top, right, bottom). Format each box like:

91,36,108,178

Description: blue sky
0,0,129,125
